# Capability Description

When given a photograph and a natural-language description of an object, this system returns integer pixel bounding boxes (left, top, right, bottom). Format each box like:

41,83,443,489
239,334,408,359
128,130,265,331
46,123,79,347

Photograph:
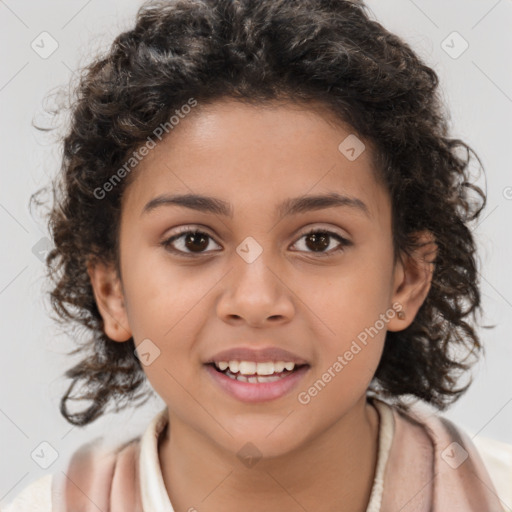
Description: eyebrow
141,192,370,219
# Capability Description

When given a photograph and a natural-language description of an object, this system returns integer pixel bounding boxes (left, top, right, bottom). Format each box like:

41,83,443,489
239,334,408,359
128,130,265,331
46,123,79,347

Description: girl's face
90,98,434,458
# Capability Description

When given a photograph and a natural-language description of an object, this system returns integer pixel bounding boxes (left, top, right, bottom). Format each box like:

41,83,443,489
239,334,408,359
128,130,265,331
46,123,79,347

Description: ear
387,230,438,332
87,260,132,342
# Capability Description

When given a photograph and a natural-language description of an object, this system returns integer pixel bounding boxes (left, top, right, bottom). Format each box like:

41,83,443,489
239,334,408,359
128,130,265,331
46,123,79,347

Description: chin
211,417,311,462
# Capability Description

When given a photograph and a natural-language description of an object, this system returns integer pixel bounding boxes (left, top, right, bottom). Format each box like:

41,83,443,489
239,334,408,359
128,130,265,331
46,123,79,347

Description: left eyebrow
141,192,370,219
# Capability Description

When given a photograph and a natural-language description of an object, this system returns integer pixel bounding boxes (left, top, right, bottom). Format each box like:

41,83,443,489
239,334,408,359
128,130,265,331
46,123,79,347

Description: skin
88,98,437,512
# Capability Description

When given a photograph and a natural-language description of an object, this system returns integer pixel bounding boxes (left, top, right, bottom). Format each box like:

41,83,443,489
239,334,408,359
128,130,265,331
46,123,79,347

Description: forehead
122,98,390,223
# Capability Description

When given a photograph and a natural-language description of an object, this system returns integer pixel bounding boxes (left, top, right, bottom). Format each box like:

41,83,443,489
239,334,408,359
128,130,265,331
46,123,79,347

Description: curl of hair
31,0,487,425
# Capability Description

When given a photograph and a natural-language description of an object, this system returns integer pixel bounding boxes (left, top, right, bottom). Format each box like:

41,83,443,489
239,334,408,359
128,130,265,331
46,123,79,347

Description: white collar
139,406,175,512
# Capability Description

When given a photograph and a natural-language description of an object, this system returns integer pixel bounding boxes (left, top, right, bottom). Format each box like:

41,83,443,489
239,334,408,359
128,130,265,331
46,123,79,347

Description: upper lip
205,346,309,365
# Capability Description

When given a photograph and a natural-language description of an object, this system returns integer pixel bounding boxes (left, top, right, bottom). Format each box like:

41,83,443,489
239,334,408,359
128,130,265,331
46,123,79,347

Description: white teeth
256,362,274,375
273,362,286,373
224,373,286,383
238,361,257,375
214,360,297,375
257,375,282,383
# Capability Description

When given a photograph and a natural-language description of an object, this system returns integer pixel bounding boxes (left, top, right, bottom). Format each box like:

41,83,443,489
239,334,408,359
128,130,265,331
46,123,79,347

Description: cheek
120,245,212,372
295,250,392,390
297,324,385,416
121,244,209,338
301,257,393,337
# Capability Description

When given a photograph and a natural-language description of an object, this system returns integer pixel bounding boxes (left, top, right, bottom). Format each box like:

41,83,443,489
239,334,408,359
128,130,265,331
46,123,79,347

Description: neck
158,395,380,512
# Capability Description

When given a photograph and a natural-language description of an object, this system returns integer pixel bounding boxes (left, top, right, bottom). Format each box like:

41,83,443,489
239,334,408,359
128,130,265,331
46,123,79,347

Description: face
89,98,434,458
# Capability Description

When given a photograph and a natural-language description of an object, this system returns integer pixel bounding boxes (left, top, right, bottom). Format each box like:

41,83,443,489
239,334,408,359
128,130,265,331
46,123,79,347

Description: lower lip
204,364,310,403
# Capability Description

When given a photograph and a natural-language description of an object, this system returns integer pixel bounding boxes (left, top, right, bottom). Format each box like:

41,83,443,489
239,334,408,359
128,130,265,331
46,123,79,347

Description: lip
204,363,310,403
205,346,309,365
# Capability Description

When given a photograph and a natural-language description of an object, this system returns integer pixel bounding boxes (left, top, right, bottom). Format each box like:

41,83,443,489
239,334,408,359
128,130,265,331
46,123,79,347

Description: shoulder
430,410,512,509
471,433,512,510
380,397,512,511
58,435,142,511
2,407,168,512
1,474,52,512
1,436,142,512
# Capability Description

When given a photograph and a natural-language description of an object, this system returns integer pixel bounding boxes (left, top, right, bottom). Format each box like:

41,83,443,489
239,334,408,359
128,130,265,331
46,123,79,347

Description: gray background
1,0,511,504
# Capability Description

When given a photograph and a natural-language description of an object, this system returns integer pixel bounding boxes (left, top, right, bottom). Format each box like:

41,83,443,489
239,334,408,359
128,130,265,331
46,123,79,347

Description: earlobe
86,260,132,342
387,231,437,332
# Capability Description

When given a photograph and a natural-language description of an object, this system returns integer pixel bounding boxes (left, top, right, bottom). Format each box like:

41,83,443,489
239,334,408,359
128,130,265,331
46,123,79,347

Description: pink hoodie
33,396,507,511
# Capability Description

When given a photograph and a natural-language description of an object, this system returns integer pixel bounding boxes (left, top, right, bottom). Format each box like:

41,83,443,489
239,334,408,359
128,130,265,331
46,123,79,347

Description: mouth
207,360,309,382
204,360,311,402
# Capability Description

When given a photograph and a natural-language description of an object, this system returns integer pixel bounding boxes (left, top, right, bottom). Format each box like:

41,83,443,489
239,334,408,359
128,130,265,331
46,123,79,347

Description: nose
216,252,295,328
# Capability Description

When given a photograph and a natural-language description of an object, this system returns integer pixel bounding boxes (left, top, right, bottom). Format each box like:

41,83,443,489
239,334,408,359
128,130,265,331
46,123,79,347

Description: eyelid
295,224,350,240
162,223,350,242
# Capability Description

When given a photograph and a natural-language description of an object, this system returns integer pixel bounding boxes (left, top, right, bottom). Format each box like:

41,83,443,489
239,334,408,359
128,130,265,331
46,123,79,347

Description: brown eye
304,232,330,252
292,229,351,256
181,232,209,252
161,229,221,256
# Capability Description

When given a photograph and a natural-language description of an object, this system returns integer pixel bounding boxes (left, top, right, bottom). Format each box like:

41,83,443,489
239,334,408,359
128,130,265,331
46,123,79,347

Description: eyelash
160,226,352,258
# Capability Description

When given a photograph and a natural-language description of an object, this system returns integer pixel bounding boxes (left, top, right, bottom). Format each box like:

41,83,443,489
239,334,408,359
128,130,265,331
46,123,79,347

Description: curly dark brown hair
30,0,488,426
